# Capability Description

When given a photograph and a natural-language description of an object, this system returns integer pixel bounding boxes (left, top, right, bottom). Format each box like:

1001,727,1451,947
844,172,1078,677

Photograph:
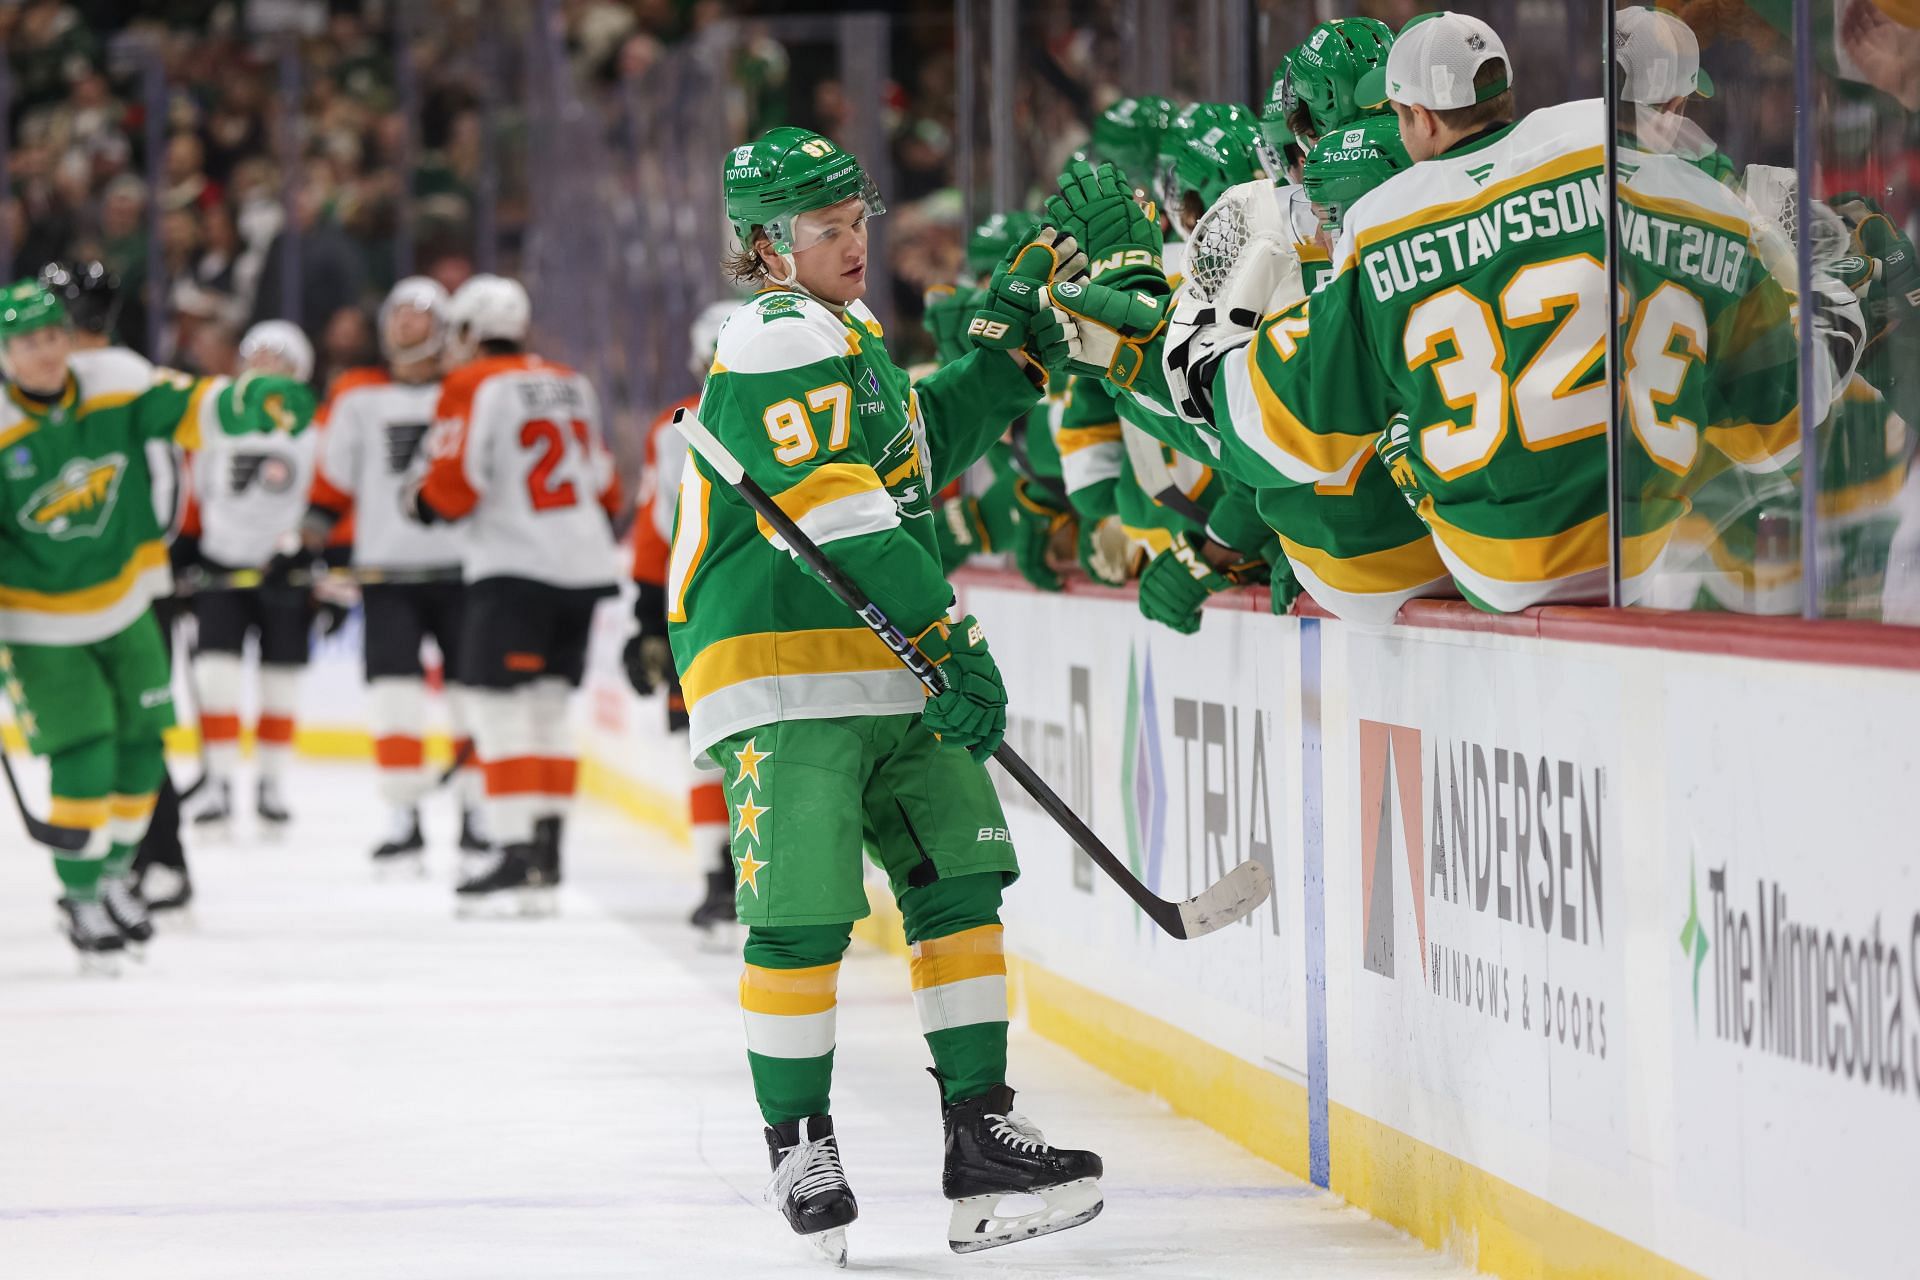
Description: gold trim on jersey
1278,532,1450,595
752,462,886,542
0,538,169,614
1245,332,1376,478
1415,497,1673,583
680,626,906,707
1617,186,1751,241
1354,148,1605,251
1702,409,1800,469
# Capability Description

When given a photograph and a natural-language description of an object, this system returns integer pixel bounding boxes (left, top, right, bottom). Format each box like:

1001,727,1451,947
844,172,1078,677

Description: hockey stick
0,749,91,851
672,408,1271,939
173,564,465,595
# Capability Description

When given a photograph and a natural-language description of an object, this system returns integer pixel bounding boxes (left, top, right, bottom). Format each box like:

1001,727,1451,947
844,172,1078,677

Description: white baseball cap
1615,6,1715,104
1360,11,1511,111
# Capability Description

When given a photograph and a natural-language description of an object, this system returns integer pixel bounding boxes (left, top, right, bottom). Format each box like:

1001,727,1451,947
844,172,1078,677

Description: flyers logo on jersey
18,453,127,540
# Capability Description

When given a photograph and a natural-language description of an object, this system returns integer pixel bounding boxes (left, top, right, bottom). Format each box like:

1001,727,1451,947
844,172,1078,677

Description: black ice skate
58,897,127,976
371,808,426,877
256,776,291,827
453,842,556,918
189,779,231,837
765,1114,857,1267
532,815,564,885
458,808,490,853
934,1075,1104,1253
136,863,193,913
99,877,155,948
689,867,736,931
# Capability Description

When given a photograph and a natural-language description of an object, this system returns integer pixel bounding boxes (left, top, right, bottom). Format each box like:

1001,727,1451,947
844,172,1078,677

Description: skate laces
767,1132,847,1205
986,1109,1050,1155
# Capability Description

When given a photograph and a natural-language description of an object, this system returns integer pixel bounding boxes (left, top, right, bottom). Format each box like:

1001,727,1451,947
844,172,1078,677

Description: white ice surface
0,760,1471,1279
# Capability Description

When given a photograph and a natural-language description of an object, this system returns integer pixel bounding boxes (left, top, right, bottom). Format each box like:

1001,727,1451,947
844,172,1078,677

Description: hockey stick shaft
0,748,91,851
173,565,465,595
671,408,1269,939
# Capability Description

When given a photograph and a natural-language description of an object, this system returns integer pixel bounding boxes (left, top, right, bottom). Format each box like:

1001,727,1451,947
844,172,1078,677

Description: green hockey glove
924,284,989,366
1044,279,1170,389
1136,533,1265,635
968,229,1087,378
933,493,993,573
1832,191,1920,335
915,614,1008,763
1045,159,1165,292
1375,413,1426,516
1078,512,1134,585
1007,477,1071,591
1264,541,1302,615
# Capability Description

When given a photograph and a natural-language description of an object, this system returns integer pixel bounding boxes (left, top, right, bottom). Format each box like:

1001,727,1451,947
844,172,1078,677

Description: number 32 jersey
420,353,621,589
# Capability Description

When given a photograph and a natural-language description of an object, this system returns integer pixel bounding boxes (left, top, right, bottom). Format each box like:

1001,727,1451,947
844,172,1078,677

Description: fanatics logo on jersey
18,453,127,540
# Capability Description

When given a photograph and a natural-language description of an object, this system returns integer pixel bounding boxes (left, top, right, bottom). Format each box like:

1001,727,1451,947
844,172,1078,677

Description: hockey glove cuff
1008,478,1072,591
1044,280,1170,389
1046,160,1165,293
914,614,1008,764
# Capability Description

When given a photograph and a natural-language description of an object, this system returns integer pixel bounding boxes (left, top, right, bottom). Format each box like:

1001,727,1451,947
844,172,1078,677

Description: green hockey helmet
966,210,1042,280
0,279,69,343
1089,94,1173,191
1173,103,1267,212
1284,17,1394,146
1153,101,1206,216
1302,115,1411,237
1258,61,1296,166
723,127,885,256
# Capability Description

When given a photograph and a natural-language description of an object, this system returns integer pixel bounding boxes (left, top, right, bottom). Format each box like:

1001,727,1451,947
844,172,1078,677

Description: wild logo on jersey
18,453,127,540
227,451,300,494
383,422,430,474
877,421,926,510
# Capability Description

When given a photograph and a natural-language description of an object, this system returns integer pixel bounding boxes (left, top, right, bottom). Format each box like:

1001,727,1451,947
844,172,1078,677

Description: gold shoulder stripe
1356,148,1605,250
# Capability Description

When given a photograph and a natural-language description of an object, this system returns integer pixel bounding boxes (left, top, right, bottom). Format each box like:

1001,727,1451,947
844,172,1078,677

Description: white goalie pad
1163,180,1308,425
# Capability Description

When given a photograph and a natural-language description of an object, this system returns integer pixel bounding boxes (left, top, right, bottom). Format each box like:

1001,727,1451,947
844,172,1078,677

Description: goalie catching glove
967,228,1087,378
914,614,1008,763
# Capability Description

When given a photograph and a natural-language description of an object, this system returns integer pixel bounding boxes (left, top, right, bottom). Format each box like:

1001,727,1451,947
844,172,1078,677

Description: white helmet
688,300,737,379
379,275,450,367
238,319,315,384
447,274,531,359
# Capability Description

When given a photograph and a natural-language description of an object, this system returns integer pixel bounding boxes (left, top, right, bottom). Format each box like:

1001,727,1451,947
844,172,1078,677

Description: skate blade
947,1177,1103,1254
516,885,559,919
695,920,744,954
453,886,557,920
75,950,124,978
372,854,427,882
189,819,231,843
804,1225,848,1268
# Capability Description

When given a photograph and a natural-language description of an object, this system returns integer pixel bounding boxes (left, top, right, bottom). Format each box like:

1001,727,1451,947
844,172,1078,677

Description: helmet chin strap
763,250,847,314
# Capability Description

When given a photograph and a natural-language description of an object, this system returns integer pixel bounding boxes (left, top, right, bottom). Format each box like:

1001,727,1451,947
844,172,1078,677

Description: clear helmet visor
764,181,886,256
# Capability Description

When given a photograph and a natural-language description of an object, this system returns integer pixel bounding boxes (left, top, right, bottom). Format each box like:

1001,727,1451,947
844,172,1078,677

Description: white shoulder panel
715,292,850,375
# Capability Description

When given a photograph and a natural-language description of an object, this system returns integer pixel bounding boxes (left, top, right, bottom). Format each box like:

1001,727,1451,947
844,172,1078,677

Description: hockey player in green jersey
1143,11,1869,612
677,128,1102,1263
0,280,314,969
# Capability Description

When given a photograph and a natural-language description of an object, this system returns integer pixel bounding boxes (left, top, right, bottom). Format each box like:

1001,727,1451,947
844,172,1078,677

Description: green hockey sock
743,923,852,1126
47,737,115,901
900,873,1010,1104
102,733,166,880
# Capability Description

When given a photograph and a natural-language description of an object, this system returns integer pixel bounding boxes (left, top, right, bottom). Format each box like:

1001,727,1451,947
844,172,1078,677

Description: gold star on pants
735,848,768,896
733,738,770,790
734,794,770,842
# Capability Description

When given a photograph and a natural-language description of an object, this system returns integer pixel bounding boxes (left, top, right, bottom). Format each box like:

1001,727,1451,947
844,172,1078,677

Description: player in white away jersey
403,274,622,914
305,277,487,868
185,319,320,831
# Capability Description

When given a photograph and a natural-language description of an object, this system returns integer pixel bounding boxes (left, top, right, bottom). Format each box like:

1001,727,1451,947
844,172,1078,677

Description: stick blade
1176,858,1273,938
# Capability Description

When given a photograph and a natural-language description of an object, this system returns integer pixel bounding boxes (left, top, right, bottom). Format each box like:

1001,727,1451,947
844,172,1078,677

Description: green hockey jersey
667,288,1041,758
0,349,313,644
1213,99,1808,612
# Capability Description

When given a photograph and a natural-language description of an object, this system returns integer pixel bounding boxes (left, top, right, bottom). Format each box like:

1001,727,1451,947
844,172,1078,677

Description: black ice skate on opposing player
256,776,292,827
58,897,127,976
371,808,426,876
453,840,556,918
765,1113,857,1268
934,1075,1104,1253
